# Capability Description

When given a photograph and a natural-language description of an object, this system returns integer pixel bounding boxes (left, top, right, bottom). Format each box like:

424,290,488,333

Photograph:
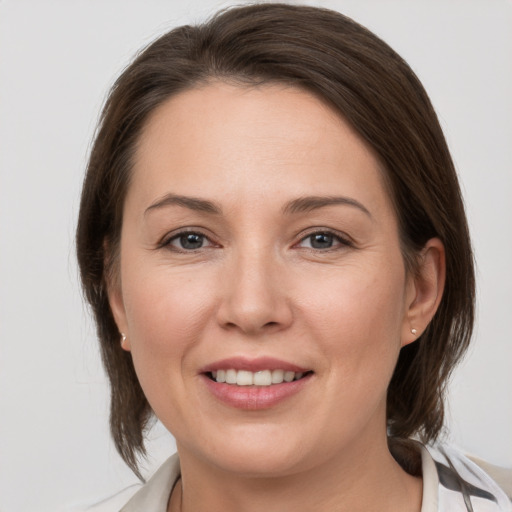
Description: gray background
0,1,511,511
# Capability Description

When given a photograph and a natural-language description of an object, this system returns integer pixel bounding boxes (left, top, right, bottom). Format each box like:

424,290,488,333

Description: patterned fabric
425,445,512,511
82,445,512,511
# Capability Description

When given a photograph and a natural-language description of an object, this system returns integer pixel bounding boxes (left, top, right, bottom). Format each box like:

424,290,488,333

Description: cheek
120,262,215,367
296,261,406,374
301,263,405,330
119,263,221,426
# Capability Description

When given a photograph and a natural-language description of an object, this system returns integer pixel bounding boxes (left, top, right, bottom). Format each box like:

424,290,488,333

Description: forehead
135,82,348,167
129,82,392,215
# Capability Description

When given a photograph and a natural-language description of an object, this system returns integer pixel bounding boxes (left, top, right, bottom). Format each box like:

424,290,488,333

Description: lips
200,357,314,409
201,356,310,374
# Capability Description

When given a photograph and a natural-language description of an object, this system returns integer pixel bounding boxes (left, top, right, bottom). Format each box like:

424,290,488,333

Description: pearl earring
411,328,417,335
121,332,127,343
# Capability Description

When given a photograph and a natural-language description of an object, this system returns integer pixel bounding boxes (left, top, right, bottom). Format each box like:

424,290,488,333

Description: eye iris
310,233,333,249
180,233,203,249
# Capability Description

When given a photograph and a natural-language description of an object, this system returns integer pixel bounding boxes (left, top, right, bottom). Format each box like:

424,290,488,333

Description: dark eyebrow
283,196,372,218
144,193,222,216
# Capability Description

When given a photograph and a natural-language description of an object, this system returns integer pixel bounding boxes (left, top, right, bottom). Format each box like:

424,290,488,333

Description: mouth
200,357,314,409
206,369,313,386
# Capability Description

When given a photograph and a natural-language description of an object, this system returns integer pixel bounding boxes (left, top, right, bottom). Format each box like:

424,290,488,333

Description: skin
109,83,445,512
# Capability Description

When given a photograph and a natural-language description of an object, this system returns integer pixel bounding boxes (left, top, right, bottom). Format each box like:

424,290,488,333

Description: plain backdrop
0,1,511,511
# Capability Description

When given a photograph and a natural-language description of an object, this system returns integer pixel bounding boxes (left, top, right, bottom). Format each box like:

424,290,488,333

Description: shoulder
80,453,180,512
466,453,512,501
421,443,512,511
77,485,142,512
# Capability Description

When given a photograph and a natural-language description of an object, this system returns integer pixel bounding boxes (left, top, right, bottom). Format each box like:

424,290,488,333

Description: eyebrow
144,193,371,218
283,196,372,217
145,193,222,216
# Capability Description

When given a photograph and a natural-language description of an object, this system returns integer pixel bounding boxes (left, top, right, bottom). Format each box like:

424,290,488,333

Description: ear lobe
107,281,131,351
401,237,446,347
103,238,131,351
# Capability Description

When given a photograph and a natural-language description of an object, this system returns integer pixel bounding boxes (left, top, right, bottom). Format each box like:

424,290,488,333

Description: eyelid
155,226,353,252
157,227,219,251
294,228,354,249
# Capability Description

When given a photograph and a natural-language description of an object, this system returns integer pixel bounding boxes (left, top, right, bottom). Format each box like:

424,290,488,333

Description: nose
216,248,293,335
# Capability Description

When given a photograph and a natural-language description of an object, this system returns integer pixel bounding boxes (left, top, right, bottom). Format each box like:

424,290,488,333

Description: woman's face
110,83,420,476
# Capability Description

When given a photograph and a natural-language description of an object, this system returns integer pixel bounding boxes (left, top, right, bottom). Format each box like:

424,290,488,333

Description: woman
76,3,511,511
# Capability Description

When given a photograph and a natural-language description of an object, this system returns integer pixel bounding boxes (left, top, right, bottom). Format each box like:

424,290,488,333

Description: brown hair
76,3,475,476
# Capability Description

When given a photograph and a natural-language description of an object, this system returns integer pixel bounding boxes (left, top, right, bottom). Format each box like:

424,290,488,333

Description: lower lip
201,373,313,410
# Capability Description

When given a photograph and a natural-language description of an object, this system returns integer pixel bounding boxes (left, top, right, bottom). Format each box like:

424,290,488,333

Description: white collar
121,452,179,512
119,445,511,512
420,444,440,512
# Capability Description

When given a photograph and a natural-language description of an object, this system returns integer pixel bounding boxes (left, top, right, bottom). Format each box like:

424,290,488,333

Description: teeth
284,371,295,382
212,369,307,386
236,370,253,386
226,369,237,384
271,369,284,383
254,370,272,386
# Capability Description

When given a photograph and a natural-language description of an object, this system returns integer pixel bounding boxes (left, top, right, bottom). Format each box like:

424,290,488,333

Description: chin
211,449,308,478
183,425,324,478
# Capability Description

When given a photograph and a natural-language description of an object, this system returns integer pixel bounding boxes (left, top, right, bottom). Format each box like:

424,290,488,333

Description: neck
170,436,422,512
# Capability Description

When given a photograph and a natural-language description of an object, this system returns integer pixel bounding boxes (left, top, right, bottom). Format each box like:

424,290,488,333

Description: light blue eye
308,233,335,249
170,232,208,250
297,231,351,250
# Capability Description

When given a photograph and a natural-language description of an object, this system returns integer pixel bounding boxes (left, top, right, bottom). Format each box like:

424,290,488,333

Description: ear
103,240,132,352
401,238,446,347
107,277,131,351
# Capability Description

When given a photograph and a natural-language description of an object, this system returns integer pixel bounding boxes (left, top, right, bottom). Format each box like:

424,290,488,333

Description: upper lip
200,356,310,373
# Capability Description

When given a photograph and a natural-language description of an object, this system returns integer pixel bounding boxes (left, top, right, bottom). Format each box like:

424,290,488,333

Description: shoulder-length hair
76,3,474,476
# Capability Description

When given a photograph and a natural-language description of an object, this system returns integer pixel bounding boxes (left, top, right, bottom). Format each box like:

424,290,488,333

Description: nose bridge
217,239,291,334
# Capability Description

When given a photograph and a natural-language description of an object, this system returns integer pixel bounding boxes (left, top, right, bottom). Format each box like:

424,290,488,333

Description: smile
200,357,314,408
210,369,309,386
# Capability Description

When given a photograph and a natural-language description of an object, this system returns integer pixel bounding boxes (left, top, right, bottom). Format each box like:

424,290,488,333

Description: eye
297,231,351,250
166,231,212,251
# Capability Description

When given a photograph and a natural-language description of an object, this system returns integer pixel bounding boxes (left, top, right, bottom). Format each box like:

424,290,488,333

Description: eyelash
294,229,353,252
159,229,216,252
159,228,353,253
